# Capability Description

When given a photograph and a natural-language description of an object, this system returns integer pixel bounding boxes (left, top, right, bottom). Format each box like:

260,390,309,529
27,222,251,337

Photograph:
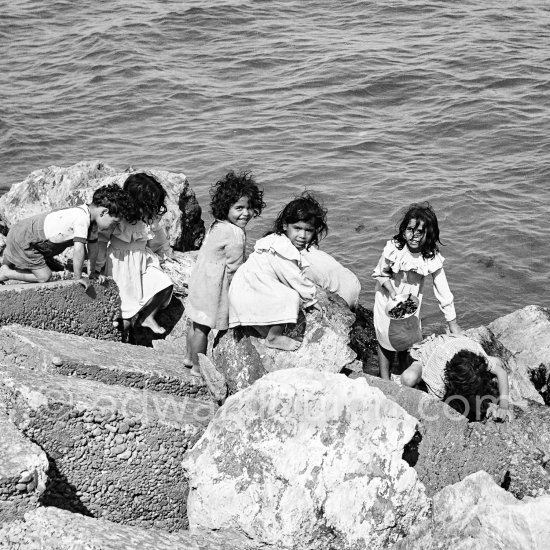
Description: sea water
1,0,549,330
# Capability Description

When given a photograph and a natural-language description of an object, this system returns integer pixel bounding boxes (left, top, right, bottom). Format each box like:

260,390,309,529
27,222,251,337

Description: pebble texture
184,368,430,550
0,364,216,532
0,507,263,549
0,280,121,341
394,471,550,549
0,324,208,399
362,374,550,499
0,412,48,525
0,160,204,252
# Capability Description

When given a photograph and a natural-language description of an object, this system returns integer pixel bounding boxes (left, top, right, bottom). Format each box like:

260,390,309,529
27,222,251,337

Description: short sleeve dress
105,219,173,319
186,220,246,330
410,334,501,399
372,240,456,352
228,233,317,328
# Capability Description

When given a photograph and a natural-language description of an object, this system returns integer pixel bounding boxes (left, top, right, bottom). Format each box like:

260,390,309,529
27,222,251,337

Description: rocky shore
0,161,549,549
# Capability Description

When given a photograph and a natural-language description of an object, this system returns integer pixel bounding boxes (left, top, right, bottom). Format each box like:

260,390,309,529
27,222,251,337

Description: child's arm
274,256,317,307
372,250,397,299
432,267,462,333
147,225,172,261
487,360,513,422
223,229,245,284
72,241,90,288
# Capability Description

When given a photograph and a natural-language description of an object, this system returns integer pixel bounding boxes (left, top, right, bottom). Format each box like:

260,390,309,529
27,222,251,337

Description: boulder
0,160,204,252
183,368,430,550
361,373,550,499
394,471,550,549
208,290,359,396
0,506,263,550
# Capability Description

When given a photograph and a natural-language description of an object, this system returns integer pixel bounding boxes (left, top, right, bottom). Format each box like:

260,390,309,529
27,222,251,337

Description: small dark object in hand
388,294,418,319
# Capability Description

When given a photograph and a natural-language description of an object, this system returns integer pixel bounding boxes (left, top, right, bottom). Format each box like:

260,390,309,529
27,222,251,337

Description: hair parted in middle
393,201,442,259
210,170,265,221
123,172,168,225
443,350,498,421
272,191,328,248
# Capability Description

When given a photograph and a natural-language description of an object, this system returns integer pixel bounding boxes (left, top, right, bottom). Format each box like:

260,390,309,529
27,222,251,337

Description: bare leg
258,324,301,351
377,344,395,380
184,321,210,376
0,264,52,284
137,286,173,335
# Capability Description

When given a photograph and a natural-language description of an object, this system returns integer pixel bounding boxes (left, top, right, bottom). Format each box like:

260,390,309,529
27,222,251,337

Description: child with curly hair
0,184,126,288
103,173,174,337
400,334,512,422
228,192,327,351
184,170,265,375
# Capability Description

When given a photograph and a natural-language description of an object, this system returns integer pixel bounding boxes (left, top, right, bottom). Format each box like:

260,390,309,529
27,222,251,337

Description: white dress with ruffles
228,233,317,328
104,220,173,319
372,240,456,351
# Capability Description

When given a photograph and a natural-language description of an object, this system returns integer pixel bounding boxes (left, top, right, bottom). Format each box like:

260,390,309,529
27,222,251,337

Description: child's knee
35,271,53,283
401,364,422,387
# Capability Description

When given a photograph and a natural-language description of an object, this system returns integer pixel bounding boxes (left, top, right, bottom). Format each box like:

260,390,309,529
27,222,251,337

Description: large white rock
395,470,550,549
182,368,430,550
489,305,550,375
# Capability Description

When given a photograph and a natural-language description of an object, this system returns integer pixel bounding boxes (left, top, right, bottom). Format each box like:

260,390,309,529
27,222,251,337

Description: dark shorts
2,213,72,271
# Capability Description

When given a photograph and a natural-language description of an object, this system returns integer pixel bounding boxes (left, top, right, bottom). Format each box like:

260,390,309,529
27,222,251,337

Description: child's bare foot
139,316,166,335
0,265,9,282
265,335,301,351
189,365,201,377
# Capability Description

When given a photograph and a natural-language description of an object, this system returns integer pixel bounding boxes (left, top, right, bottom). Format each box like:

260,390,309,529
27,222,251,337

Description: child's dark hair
273,192,328,248
123,173,167,224
443,350,498,421
91,184,130,218
393,202,442,260
210,170,265,221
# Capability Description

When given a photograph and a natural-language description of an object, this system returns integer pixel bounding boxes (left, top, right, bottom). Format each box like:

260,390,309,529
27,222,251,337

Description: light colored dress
372,239,456,352
104,219,173,319
410,334,500,399
228,233,317,328
186,220,246,330
302,246,361,309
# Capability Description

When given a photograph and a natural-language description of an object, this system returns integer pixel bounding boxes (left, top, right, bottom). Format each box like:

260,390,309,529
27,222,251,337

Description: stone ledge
0,324,208,400
0,365,216,531
0,412,48,526
0,279,120,341
0,506,262,550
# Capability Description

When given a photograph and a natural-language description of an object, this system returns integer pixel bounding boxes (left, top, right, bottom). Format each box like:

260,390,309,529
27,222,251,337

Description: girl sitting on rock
228,192,327,351
184,170,265,375
102,173,174,338
400,333,513,422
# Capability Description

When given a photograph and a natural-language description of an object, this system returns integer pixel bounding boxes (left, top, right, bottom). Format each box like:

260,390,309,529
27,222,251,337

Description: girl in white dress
104,173,173,339
184,171,265,375
229,193,328,351
372,203,461,380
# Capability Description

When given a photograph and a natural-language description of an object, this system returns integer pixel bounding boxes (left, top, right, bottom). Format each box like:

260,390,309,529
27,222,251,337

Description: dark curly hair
272,192,328,248
210,170,265,221
393,202,442,260
122,173,167,224
91,184,130,218
443,350,498,421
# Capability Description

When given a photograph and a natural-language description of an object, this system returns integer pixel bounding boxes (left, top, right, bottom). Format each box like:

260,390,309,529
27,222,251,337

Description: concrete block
0,324,208,399
0,412,48,526
0,279,120,341
0,365,216,531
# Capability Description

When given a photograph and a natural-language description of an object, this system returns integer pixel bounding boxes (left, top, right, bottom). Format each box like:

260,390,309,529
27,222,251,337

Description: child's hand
89,272,106,284
76,276,91,290
487,403,514,423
